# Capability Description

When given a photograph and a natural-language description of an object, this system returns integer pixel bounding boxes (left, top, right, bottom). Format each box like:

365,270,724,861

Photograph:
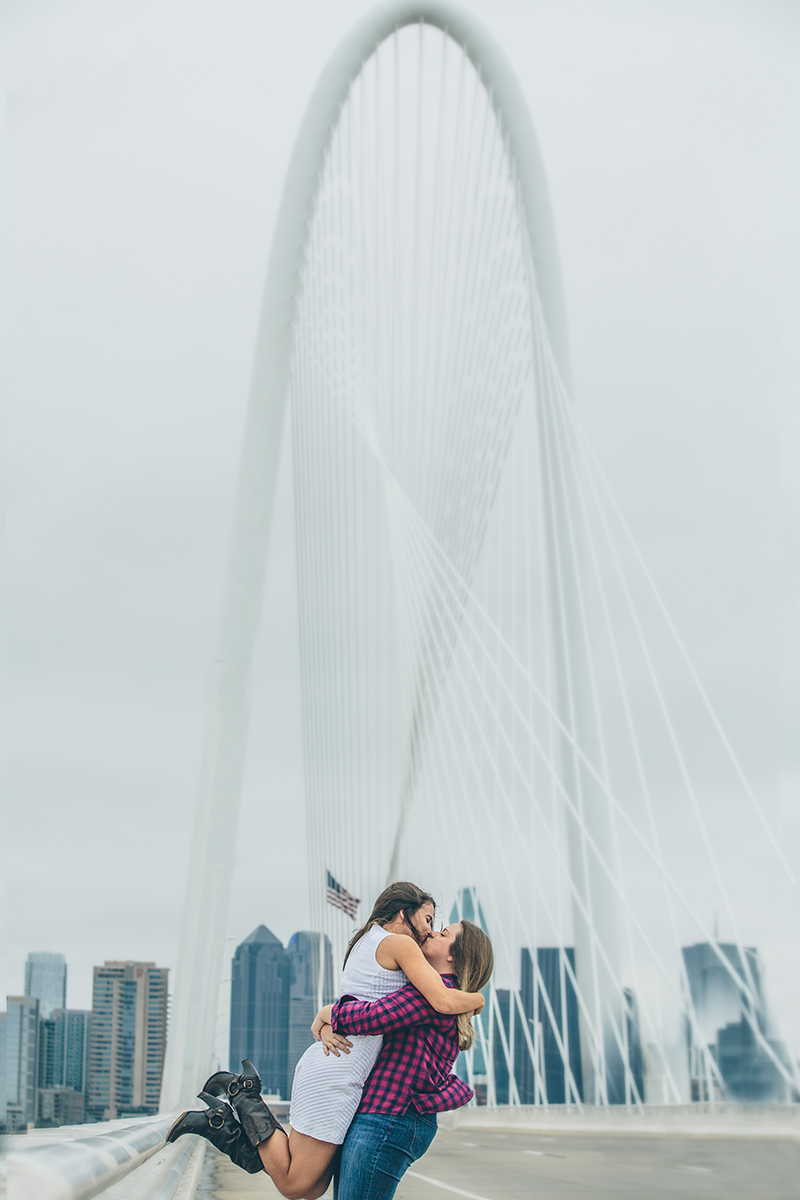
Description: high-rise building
286,932,334,1091
25,952,67,1019
516,949,536,1104
38,1016,59,1090
534,948,584,1105
450,888,490,1096
39,1009,92,1091
230,926,291,1098
6,995,39,1131
513,948,586,1104
623,987,645,1103
491,988,511,1104
87,962,168,1120
59,1009,92,1093
36,1008,92,1125
682,942,787,1102
449,887,488,930
682,942,761,1048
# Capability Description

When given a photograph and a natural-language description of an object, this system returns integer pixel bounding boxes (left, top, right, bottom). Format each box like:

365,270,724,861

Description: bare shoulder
375,933,422,970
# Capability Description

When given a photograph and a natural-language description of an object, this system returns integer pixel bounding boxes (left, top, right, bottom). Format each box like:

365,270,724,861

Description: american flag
326,870,360,920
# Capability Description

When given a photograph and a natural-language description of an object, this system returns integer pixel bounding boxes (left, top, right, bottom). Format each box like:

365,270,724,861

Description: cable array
286,23,794,1105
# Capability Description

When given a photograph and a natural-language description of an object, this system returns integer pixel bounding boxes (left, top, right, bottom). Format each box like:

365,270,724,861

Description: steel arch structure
162,0,617,1109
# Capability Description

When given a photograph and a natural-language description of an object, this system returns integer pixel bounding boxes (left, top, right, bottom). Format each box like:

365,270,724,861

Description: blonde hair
343,881,435,966
450,920,494,1050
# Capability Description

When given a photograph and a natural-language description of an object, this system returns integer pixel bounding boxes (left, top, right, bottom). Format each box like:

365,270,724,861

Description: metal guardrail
5,1115,205,1200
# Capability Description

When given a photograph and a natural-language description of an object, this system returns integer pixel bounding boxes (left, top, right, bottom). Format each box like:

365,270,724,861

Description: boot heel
166,1111,191,1143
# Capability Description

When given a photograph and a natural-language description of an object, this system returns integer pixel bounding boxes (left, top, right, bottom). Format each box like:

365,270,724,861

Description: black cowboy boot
202,1057,262,1100
231,1089,286,1149
202,1059,285,1149
166,1091,263,1173
228,1072,286,1148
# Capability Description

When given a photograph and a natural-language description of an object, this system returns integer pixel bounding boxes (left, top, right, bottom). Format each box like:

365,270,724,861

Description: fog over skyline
5,0,799,1057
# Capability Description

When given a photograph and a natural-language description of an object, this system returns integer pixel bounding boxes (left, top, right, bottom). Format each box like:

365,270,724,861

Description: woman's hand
311,1004,335,1041
318,1023,354,1058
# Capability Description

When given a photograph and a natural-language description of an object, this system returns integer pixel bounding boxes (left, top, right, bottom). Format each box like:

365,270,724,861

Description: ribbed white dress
288,925,408,1143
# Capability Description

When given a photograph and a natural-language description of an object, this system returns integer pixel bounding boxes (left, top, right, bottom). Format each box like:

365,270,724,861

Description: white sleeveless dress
288,925,408,1143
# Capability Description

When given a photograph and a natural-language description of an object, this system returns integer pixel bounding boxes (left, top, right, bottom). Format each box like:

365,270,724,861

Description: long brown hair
343,881,435,966
450,920,494,1050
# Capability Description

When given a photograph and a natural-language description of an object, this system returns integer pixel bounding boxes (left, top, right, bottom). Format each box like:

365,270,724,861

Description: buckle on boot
227,1079,241,1097
208,1110,226,1129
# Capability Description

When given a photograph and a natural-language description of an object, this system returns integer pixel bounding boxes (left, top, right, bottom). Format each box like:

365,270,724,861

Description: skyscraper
516,949,537,1104
491,988,512,1105
512,948,586,1104
6,995,39,1131
38,1016,58,1090
533,948,584,1105
36,1008,92,1125
682,942,789,1102
25,952,67,1019
286,932,334,1091
87,962,168,1120
682,942,761,1049
230,926,291,1098
449,887,488,930
623,987,645,1103
449,887,490,1095
59,1009,92,1093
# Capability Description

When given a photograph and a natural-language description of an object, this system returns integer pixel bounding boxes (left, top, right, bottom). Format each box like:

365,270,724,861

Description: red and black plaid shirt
330,976,473,1116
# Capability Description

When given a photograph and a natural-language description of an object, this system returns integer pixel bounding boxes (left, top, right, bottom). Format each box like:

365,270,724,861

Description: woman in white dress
168,882,486,1199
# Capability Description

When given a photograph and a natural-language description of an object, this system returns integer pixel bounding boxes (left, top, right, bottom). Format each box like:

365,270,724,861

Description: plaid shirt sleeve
331,984,439,1035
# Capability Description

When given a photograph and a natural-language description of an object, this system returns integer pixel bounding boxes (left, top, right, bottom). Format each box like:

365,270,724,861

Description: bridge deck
200,1126,799,1200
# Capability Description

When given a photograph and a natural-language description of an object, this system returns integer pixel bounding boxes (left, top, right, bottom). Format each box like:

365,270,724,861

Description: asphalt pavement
200,1126,799,1200
394,1127,798,1199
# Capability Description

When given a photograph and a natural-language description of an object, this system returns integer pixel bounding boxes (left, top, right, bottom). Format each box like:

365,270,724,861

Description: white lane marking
684,1165,710,1172
461,1142,479,1147
406,1170,494,1200
524,1150,544,1155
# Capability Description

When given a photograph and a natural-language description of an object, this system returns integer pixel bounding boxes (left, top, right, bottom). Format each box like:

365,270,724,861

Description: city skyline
3,954,169,1129
5,911,793,1123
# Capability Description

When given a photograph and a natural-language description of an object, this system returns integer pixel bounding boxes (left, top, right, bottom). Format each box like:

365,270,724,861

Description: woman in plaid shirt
317,919,494,1200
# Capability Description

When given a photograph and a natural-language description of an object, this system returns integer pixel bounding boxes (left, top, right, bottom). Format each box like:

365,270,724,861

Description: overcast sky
5,0,798,1054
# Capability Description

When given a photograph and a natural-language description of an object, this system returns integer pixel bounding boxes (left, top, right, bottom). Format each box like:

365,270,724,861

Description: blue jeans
335,1110,438,1200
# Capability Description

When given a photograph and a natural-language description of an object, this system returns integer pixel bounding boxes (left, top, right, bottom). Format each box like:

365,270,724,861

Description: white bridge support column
534,339,623,1104
161,0,620,1108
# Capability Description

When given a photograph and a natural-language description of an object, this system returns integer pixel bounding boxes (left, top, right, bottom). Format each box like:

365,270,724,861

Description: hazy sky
5,0,799,1053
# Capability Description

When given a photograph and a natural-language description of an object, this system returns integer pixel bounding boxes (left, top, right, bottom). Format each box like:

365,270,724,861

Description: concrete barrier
439,1103,800,1140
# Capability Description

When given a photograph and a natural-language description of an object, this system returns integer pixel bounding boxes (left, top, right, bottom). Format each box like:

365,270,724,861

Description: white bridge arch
162,0,794,1113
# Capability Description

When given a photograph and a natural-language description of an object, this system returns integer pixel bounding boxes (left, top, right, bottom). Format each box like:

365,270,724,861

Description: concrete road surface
200,1126,799,1200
